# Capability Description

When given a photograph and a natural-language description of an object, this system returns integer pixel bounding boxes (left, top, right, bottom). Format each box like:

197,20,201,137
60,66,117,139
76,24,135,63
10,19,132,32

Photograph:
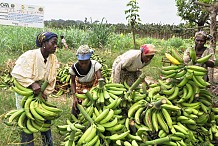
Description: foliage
125,0,141,49
175,0,210,28
88,18,113,49
0,25,213,145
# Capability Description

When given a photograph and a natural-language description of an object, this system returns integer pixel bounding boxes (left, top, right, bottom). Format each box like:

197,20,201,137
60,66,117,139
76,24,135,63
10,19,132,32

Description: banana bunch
57,102,129,145
56,62,218,145
4,79,62,134
165,53,182,65
91,54,112,83
55,64,71,96
75,82,125,109
4,95,62,134
0,73,14,89
189,48,213,65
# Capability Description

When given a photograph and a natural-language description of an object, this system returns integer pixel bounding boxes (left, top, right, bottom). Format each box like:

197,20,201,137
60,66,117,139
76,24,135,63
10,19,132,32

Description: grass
0,46,165,145
0,25,208,145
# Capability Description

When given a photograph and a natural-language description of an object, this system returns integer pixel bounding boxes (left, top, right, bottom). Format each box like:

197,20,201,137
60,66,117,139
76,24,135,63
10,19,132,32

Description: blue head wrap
36,32,58,47
76,45,94,60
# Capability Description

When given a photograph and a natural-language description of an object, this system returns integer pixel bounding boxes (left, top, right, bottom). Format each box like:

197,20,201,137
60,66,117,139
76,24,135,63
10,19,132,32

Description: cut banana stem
98,78,105,88
129,73,146,92
152,98,167,109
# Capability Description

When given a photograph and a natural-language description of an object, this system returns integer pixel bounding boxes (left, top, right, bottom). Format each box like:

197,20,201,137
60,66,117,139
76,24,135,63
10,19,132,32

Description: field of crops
1,25,218,145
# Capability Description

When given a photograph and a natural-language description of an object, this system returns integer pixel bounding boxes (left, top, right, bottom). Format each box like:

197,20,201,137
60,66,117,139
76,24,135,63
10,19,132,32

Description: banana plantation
0,22,218,146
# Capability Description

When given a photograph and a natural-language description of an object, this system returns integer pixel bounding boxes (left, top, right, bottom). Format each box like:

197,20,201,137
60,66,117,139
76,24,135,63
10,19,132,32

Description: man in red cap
111,44,156,86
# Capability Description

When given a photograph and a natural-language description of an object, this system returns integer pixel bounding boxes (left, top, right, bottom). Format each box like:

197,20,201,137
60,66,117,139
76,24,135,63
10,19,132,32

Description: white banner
0,2,44,28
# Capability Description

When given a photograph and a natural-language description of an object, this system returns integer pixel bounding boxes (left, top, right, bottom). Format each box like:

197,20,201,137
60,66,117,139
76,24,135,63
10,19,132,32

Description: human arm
71,75,79,109
96,70,102,79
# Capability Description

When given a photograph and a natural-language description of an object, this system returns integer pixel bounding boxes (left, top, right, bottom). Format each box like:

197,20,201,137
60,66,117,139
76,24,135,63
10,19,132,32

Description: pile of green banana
55,48,218,145
91,54,112,83
3,79,62,134
55,64,72,97
0,72,14,89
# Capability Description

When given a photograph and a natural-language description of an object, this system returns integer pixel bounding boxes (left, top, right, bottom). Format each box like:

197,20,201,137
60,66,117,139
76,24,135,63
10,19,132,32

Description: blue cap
77,53,92,60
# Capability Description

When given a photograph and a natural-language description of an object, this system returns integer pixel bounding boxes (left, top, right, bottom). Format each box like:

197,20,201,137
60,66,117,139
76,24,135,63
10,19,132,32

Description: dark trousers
21,121,53,146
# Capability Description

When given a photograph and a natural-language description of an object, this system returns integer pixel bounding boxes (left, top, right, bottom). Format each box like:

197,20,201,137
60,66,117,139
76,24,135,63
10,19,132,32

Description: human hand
31,82,41,95
73,96,79,110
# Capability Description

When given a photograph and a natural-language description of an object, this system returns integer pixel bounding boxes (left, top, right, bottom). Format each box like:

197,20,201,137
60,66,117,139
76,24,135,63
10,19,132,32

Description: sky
3,0,184,25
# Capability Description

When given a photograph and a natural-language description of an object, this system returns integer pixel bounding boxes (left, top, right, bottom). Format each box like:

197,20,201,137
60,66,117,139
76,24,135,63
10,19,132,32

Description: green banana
106,123,124,131
128,100,146,118
161,65,181,71
127,134,142,141
109,130,130,140
161,108,173,129
158,79,172,89
189,48,197,63
26,119,38,133
156,110,169,133
186,65,207,72
94,108,110,123
17,112,26,129
175,69,187,78
171,49,184,63
177,76,189,87
161,87,175,96
12,86,33,97
168,86,179,100
30,100,45,121
173,124,188,135
8,109,24,123
24,96,35,120
196,54,212,63
77,125,93,145
161,69,177,76
101,117,118,128
84,124,97,143
161,104,181,111
151,109,159,132
13,79,33,94
135,107,145,124
31,120,50,132
194,75,210,87
41,101,62,113
143,108,153,131
99,109,114,124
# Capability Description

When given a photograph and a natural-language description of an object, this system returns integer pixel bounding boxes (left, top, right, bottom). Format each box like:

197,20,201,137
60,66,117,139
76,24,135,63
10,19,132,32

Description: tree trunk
131,23,136,50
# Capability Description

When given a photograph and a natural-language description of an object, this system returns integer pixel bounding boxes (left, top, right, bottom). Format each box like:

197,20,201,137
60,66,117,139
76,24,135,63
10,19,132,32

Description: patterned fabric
140,44,156,56
111,50,150,83
75,77,98,94
36,32,57,47
69,60,102,83
11,48,59,95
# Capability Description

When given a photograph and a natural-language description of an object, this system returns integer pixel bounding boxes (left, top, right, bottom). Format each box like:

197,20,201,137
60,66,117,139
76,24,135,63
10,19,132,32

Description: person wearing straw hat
111,44,156,87
69,45,102,115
